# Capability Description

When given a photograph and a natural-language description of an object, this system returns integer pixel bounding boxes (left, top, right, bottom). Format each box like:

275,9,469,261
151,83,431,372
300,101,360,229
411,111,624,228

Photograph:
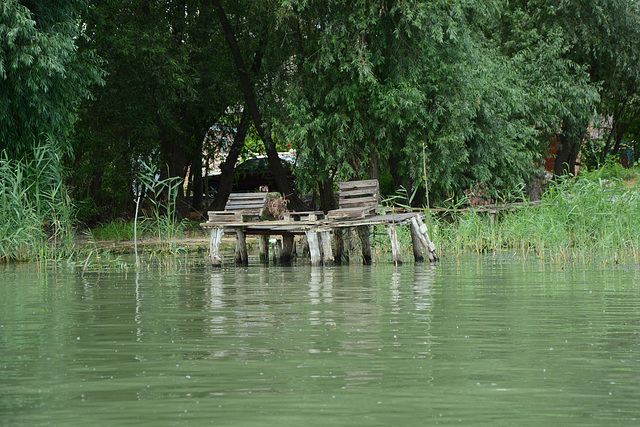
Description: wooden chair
327,179,380,219
206,192,268,223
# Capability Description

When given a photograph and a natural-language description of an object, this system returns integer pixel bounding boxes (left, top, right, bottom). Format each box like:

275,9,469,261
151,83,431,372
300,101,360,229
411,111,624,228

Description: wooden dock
200,211,438,267
201,182,438,267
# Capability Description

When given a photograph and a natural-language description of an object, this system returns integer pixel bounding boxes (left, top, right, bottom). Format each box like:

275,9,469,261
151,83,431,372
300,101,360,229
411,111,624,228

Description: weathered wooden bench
201,192,269,266
327,179,380,219
321,179,438,266
206,192,268,223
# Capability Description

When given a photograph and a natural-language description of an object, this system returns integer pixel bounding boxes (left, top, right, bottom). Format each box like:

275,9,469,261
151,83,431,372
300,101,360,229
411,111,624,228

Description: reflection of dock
200,211,438,267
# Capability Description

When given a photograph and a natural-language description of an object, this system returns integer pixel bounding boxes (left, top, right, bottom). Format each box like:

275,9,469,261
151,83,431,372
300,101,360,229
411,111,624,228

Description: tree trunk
554,119,584,177
210,108,251,210
318,179,335,213
368,149,380,181
212,0,308,211
601,100,627,163
159,125,189,216
190,135,204,211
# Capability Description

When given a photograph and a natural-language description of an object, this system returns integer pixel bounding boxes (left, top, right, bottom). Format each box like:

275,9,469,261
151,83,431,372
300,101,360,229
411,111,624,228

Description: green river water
1,255,639,426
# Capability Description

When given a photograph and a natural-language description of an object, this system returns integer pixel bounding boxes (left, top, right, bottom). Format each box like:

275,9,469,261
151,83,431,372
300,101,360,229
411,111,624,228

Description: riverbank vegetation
432,164,640,264
2,1,640,263
0,143,75,261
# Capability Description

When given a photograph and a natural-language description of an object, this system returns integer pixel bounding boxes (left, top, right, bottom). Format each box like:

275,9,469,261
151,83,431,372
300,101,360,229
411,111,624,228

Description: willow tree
73,0,239,221
503,0,640,173
0,0,101,158
270,1,562,206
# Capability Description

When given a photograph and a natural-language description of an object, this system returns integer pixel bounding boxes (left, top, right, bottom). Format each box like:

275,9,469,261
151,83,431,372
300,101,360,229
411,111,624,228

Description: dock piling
320,230,334,266
259,235,269,263
235,229,248,265
209,228,223,267
306,231,322,266
281,233,295,263
356,225,372,265
387,224,402,266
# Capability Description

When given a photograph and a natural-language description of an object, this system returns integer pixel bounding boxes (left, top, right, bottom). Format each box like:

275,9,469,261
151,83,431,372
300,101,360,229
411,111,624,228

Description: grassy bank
3,147,638,266
430,168,640,264
53,166,640,266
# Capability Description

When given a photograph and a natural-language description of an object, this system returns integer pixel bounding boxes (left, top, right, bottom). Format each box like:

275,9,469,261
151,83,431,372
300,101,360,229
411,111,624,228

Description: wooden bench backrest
337,179,380,214
207,192,268,222
224,192,268,212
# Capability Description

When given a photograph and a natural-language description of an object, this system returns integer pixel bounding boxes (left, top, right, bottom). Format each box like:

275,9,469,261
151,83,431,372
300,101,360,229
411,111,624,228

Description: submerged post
259,234,270,263
306,230,322,266
235,229,248,265
387,224,402,266
209,227,224,267
356,225,372,265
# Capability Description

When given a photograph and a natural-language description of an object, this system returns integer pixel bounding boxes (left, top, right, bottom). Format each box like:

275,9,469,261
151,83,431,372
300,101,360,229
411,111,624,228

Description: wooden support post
306,231,322,266
259,235,269,264
320,230,334,266
410,220,424,262
281,233,295,264
332,228,344,265
356,225,372,265
209,227,224,267
410,216,439,262
387,225,402,266
271,238,283,262
489,209,497,225
344,228,353,263
235,229,248,265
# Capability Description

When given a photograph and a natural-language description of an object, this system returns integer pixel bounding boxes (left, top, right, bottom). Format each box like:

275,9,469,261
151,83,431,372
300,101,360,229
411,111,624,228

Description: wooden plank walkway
200,211,438,267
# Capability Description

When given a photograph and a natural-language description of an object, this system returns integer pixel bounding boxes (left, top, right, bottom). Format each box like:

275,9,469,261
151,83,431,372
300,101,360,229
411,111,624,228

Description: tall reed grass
0,143,74,261
432,171,640,264
134,162,185,252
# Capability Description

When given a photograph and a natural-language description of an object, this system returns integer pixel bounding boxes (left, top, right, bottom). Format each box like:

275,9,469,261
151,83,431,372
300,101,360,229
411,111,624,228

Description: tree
509,0,640,172
209,0,308,210
73,0,237,221
272,0,588,206
0,0,102,260
0,0,101,158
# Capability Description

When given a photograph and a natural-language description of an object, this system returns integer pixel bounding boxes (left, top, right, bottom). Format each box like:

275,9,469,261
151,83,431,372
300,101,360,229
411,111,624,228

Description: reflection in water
390,268,401,314
2,259,640,425
308,267,334,328
205,270,227,340
413,263,435,313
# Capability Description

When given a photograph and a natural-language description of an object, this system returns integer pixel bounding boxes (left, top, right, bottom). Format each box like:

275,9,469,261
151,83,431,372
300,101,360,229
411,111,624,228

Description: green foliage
135,162,185,251
435,172,640,264
382,186,419,212
0,1,101,261
89,219,138,243
517,0,640,164
65,0,640,221
269,0,601,204
582,156,639,182
0,0,103,159
73,0,240,221
0,142,74,261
